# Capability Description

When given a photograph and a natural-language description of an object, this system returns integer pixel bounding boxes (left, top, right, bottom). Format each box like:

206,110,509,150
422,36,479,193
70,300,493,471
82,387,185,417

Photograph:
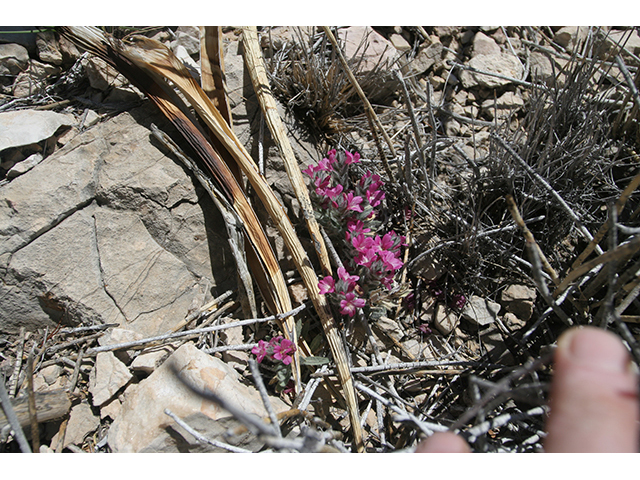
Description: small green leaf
300,355,330,366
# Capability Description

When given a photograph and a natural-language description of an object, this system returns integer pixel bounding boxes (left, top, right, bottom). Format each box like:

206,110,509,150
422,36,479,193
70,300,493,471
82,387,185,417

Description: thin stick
248,359,281,438
89,304,306,354
164,408,250,453
0,376,31,453
9,327,25,397
26,351,39,452
67,348,84,394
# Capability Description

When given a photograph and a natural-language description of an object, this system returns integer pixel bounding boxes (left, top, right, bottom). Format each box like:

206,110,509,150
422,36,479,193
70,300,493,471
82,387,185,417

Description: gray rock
605,28,640,57
434,307,460,335
553,26,589,52
0,110,75,151
338,26,397,72
12,60,61,97
462,295,501,326
481,91,524,120
0,43,29,76
501,284,536,321
6,152,43,178
407,42,443,75
36,30,63,65
0,107,233,334
89,351,133,407
472,32,501,57
82,56,127,91
53,402,100,448
171,26,201,57
107,342,289,452
460,53,524,88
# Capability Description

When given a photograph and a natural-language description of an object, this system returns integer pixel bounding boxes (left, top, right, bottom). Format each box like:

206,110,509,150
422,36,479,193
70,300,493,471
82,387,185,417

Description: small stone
390,33,411,52
130,346,173,374
460,53,524,88
0,43,29,76
481,91,525,120
433,307,460,335
82,109,100,128
7,152,43,179
82,56,127,91
36,30,63,65
553,26,589,52
100,396,123,420
501,284,536,321
62,402,100,448
99,328,144,364
338,26,397,72
462,295,501,326
472,32,501,57
171,26,200,57
89,351,133,407
0,110,75,151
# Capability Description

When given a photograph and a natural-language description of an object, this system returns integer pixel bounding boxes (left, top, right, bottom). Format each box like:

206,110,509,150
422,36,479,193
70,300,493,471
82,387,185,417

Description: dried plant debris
1,26,640,453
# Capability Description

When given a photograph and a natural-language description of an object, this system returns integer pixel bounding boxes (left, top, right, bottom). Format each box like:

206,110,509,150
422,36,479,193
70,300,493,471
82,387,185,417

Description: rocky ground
0,26,639,453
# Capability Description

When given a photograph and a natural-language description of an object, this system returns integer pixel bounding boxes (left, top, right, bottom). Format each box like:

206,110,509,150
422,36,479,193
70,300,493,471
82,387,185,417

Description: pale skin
415,326,640,453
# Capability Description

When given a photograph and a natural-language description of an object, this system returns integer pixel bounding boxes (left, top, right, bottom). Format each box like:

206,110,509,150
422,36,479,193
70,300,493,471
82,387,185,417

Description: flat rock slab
462,295,501,326
0,106,233,334
0,110,75,151
89,351,133,407
107,342,289,452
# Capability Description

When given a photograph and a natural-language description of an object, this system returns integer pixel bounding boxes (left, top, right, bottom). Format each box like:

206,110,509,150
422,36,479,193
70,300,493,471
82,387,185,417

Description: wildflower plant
251,336,297,390
303,149,405,319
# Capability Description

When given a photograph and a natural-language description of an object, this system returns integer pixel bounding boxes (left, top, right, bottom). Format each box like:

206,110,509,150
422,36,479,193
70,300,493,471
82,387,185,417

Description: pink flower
272,337,296,365
342,192,363,212
302,164,318,177
351,234,374,253
251,340,268,363
337,266,360,291
318,275,335,294
317,157,334,171
355,247,378,268
366,188,385,208
344,151,361,165
379,249,404,271
346,219,371,238
324,184,344,200
339,292,366,317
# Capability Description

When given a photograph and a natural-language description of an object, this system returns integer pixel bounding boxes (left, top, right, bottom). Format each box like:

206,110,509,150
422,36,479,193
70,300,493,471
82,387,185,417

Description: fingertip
415,431,471,453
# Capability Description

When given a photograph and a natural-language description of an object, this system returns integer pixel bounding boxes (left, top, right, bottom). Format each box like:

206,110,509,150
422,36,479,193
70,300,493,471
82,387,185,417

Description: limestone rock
462,295,501,326
99,328,145,364
0,43,29,77
82,56,127,91
460,53,524,88
407,42,443,75
472,32,501,57
171,26,200,57
553,26,589,52
6,152,43,178
434,307,460,335
605,28,640,58
107,342,289,452
36,30,63,65
130,346,173,374
0,110,75,151
529,52,554,83
12,60,61,97
0,106,232,334
481,91,524,120
501,284,536,321
55,402,100,448
89,351,133,407
338,26,397,72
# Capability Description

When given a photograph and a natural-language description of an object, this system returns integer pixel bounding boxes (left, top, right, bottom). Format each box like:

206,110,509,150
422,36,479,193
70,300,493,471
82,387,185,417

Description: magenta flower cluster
304,149,405,317
251,336,296,365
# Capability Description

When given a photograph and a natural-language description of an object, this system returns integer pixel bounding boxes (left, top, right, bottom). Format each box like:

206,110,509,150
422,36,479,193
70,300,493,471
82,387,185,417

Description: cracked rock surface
0,105,233,335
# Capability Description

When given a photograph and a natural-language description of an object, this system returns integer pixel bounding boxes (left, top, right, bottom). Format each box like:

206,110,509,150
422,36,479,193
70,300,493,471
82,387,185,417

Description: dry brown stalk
241,27,332,278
